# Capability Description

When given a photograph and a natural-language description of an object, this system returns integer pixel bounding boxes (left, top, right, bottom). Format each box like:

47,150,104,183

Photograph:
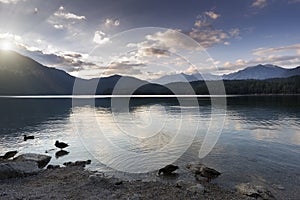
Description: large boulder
0,160,40,179
14,153,51,168
186,162,221,181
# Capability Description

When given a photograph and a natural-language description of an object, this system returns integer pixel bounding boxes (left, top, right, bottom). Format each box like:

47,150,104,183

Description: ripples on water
0,96,299,199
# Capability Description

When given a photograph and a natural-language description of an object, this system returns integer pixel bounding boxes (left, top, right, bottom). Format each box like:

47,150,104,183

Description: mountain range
0,50,299,95
150,64,300,84
0,51,172,95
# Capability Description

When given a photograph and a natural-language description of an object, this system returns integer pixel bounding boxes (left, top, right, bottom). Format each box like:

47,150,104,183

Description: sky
0,0,299,80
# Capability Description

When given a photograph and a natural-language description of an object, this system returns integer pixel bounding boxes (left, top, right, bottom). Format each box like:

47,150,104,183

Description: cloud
188,11,239,48
119,12,240,78
143,29,195,50
139,47,170,58
0,32,22,42
13,41,96,72
0,31,98,75
53,24,64,30
0,0,24,4
188,29,229,48
222,55,300,71
204,11,220,20
253,43,300,55
194,10,219,28
108,61,145,69
194,20,211,28
105,18,120,27
183,65,198,74
252,0,267,8
140,27,236,51
93,31,110,45
229,28,240,37
222,43,300,72
54,6,86,20
48,6,87,36
103,61,146,76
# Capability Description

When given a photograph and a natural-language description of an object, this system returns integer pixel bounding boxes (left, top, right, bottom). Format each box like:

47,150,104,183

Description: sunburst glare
0,40,12,51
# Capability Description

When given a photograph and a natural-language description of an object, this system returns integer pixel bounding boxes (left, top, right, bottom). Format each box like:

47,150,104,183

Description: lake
0,96,299,199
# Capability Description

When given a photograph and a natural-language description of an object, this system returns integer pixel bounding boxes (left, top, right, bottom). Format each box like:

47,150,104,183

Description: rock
186,162,221,181
187,184,204,194
158,164,179,175
63,160,91,167
88,173,111,183
115,180,123,185
89,173,123,187
47,164,60,169
14,153,51,168
1,151,18,160
0,161,40,179
175,180,185,188
141,176,157,183
129,193,140,200
88,174,100,182
236,183,275,200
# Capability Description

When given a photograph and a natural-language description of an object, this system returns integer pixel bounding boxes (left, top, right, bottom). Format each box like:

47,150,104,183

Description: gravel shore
0,166,250,200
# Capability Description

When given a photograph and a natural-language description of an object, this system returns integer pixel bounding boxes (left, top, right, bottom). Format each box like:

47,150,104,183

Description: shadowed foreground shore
0,166,251,200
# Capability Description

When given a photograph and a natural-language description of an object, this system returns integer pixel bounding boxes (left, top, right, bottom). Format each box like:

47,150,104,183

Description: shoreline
0,166,251,200
0,94,299,99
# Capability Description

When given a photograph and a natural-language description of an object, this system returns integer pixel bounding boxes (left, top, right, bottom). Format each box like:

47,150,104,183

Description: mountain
150,72,220,84
0,50,76,95
151,64,300,84
88,75,172,95
282,66,300,78
0,50,299,95
0,51,172,95
222,64,300,80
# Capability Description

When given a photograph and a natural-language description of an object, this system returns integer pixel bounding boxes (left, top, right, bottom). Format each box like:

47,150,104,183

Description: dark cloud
143,48,170,57
103,61,146,75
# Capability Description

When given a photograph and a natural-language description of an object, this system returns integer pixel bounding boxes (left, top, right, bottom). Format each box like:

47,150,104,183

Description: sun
0,40,12,51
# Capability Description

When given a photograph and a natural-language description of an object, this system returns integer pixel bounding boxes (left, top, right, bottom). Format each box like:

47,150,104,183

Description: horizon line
0,95,233,99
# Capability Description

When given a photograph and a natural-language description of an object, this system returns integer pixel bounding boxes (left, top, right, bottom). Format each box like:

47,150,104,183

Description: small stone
129,193,140,200
63,160,92,167
115,180,123,185
88,173,110,184
88,175,99,182
86,160,92,164
187,184,204,194
236,183,274,200
175,180,185,188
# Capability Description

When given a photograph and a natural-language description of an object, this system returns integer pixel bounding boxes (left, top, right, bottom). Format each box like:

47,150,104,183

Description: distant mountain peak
151,64,300,83
222,64,299,80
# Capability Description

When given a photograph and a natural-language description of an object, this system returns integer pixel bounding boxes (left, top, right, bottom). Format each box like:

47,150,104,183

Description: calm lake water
0,96,299,199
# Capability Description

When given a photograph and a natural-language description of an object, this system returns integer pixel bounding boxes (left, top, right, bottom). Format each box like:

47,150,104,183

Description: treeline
163,76,300,95
222,76,300,94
